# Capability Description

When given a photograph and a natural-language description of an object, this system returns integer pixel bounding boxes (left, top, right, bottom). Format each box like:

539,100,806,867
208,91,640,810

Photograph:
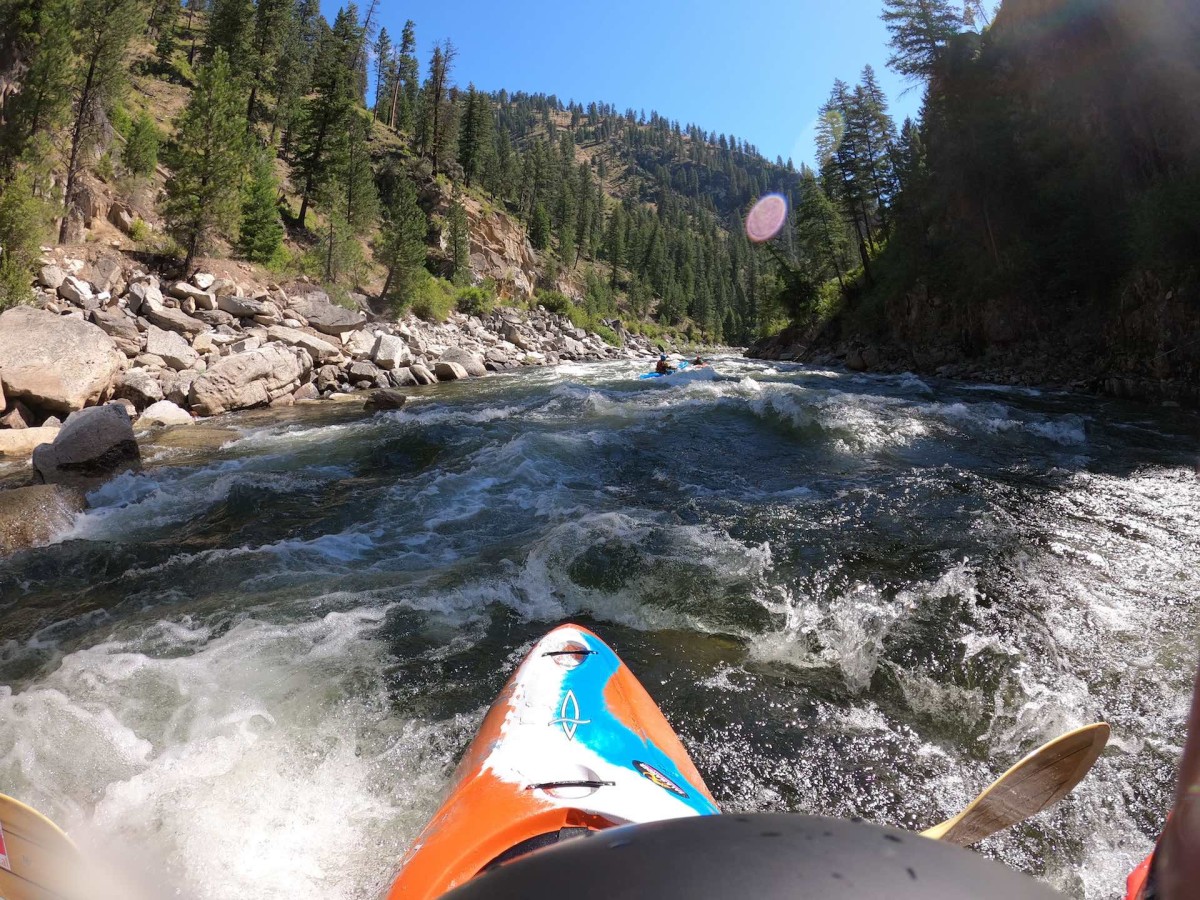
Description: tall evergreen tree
458,83,494,187
0,0,76,168
237,143,284,263
372,26,391,121
204,0,253,67
447,195,470,284
163,50,248,270
881,0,962,80
58,0,144,243
244,0,289,122
269,0,320,149
392,19,418,132
418,39,457,176
122,111,159,177
376,174,427,303
294,5,357,227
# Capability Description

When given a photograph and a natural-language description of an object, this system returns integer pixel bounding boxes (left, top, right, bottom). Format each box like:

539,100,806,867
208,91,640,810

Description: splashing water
1,358,1197,899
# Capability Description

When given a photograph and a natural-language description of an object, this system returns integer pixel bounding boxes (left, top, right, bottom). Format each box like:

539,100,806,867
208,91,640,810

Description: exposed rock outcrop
0,308,122,413
189,345,312,416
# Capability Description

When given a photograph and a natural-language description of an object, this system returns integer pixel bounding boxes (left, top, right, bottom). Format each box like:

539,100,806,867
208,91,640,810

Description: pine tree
392,19,418,132
237,143,284,263
269,0,320,149
881,0,962,80
458,83,494,187
0,0,76,168
447,195,470,285
295,6,357,227
376,174,427,304
318,109,377,282
245,0,289,122
795,168,850,289
418,39,458,176
58,0,145,243
204,0,253,67
121,112,159,177
0,171,53,308
372,26,391,121
164,50,248,270
529,202,551,251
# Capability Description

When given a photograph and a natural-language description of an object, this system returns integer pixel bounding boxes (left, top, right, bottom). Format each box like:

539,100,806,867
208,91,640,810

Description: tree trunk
58,48,100,244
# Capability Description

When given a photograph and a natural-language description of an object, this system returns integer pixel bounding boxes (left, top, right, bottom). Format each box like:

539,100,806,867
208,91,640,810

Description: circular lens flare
745,193,787,243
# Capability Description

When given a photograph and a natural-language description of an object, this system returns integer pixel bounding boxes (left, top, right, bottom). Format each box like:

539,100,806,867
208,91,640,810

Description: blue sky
349,0,922,167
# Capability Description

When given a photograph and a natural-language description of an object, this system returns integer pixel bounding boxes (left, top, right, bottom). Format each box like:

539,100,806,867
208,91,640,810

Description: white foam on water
0,607,465,900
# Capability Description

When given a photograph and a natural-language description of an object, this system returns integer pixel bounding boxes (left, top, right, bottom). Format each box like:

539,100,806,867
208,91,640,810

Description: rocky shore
747,326,1200,407
0,253,676,551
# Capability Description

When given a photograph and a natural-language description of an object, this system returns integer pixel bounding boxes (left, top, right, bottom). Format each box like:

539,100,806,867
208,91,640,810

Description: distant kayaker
692,355,707,367
656,354,675,375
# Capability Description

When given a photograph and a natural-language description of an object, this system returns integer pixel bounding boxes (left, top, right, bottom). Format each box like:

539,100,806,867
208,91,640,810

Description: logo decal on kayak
633,760,689,798
0,818,10,872
550,690,590,740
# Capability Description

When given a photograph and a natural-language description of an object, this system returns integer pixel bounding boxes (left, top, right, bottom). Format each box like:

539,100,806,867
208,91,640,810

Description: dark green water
1,357,1197,899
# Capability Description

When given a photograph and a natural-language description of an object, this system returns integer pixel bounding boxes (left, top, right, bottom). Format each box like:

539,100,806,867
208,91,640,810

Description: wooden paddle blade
0,792,82,900
922,722,1110,846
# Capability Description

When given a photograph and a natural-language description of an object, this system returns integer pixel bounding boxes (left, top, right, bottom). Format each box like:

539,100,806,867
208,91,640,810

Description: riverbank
746,326,1200,408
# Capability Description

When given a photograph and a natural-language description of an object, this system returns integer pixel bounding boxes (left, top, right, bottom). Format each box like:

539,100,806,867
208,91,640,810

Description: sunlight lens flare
745,193,787,243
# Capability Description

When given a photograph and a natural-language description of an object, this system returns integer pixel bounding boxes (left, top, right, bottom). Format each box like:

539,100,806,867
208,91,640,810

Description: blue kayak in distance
639,361,691,380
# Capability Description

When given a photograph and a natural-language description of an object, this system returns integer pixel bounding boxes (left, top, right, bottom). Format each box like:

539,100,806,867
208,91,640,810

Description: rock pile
0,261,669,446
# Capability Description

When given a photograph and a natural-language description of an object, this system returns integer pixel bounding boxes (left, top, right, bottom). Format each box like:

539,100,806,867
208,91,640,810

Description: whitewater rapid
1,357,1197,899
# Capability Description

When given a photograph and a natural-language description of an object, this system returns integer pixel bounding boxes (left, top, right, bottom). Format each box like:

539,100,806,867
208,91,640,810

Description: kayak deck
386,624,718,899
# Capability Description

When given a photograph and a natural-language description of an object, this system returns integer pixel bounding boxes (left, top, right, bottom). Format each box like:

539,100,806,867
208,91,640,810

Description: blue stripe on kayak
559,631,719,817
638,361,691,380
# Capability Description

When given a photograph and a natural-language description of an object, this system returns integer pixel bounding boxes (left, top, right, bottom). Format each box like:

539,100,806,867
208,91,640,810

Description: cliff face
783,0,1200,402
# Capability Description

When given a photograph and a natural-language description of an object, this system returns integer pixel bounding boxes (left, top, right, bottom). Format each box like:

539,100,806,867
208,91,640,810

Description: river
1,357,1197,899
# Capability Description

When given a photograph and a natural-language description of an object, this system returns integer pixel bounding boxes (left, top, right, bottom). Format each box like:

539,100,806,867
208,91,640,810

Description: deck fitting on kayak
525,780,615,791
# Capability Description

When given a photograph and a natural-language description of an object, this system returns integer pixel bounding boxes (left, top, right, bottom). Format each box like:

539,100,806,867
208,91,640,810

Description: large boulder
410,363,437,385
266,325,342,363
372,333,412,370
288,291,365,336
364,388,407,411
433,361,469,381
216,295,270,318
37,265,66,290
0,484,86,555
343,329,377,359
142,301,208,337
32,405,140,487
145,325,200,371
0,308,121,413
0,426,61,457
113,368,164,409
189,345,312,416
139,400,193,427
91,308,143,357
57,275,97,309
438,347,487,378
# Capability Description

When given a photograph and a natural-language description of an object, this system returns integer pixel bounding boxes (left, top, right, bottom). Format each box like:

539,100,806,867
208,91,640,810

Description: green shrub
456,285,494,316
411,270,456,322
128,219,151,242
122,112,160,178
534,290,573,315
0,173,51,309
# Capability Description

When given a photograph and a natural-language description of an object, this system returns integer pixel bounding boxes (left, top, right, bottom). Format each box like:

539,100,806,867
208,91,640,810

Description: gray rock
113,368,164,409
209,278,238,297
293,382,320,402
189,345,312,416
57,275,96,309
0,484,86,555
439,347,487,377
217,295,269,318
0,307,121,413
364,388,407,411
192,273,215,291
91,308,143,357
388,367,418,387
266,325,342,363
160,371,198,407
125,281,162,315
145,325,200,371
410,363,437,385
343,329,377,359
87,257,125,295
192,308,238,328
32,404,140,488
433,361,469,381
347,360,382,382
316,364,341,393
38,265,66,290
108,397,137,419
139,400,193,427
372,333,412,370
108,201,136,235
1,400,34,429
169,281,213,303
134,353,168,369
142,301,208,337
288,291,366,336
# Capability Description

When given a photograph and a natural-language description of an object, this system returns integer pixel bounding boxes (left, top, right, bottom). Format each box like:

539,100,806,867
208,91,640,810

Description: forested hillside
0,0,805,344
755,0,1200,399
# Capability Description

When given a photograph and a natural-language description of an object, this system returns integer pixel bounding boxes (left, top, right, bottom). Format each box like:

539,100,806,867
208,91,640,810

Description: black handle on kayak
440,813,1065,899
